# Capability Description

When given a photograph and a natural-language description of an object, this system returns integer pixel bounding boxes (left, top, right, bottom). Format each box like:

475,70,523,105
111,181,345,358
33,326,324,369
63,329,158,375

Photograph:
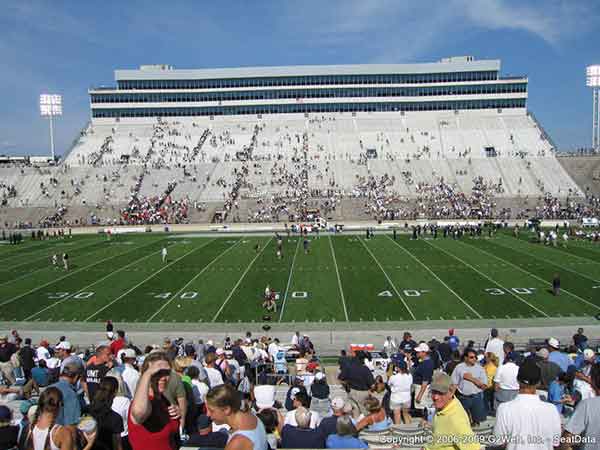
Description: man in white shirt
485,328,505,365
291,332,300,349
383,336,397,355
36,340,51,362
493,352,520,409
161,246,168,263
493,359,561,450
284,390,320,429
204,352,224,388
120,349,140,397
268,338,281,362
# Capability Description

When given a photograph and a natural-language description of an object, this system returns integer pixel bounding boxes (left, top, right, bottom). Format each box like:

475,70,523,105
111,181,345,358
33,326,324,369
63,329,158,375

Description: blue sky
0,0,599,156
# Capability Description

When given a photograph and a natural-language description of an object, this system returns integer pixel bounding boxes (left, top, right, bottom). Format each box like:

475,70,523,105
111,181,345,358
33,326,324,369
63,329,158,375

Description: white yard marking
358,237,416,320
24,241,170,321
460,240,600,312
425,240,549,317
85,239,215,321
147,239,242,322
328,236,349,322
212,238,272,322
279,238,301,322
388,236,483,319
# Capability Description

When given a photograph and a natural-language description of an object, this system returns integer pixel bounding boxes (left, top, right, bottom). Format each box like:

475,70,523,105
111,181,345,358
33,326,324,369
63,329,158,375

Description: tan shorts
412,383,433,409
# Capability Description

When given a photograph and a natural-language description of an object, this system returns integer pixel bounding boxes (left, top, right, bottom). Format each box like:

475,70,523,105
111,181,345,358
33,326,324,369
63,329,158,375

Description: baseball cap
517,360,541,386
254,385,275,409
583,348,596,361
548,337,560,349
196,415,212,429
430,372,451,393
395,359,407,370
0,335,7,341
315,371,325,381
290,387,301,399
448,328,455,336
414,343,430,353
536,348,549,359
331,397,346,410
216,348,225,356
122,348,136,359
56,341,71,350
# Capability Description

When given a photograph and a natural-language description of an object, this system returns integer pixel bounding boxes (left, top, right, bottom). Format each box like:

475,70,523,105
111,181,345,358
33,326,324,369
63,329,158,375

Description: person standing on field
552,274,560,296
62,253,69,271
162,246,168,263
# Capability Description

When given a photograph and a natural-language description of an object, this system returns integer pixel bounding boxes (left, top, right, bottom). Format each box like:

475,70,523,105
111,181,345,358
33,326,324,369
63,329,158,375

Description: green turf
2,232,600,323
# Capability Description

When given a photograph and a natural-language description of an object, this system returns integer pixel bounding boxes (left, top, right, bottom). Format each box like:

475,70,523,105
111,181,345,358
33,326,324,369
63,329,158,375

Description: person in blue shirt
447,329,460,353
326,415,368,449
548,372,573,415
49,363,82,426
31,359,50,388
547,338,574,373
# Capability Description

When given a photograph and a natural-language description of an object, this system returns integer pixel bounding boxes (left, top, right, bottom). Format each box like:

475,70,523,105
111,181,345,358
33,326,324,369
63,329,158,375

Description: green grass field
1,231,600,324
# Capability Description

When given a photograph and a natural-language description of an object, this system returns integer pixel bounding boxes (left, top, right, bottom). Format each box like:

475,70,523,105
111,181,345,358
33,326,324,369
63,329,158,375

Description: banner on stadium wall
582,218,599,227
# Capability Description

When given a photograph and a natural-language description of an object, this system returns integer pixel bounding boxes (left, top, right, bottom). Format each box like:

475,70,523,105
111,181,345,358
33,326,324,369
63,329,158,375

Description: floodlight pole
594,88,600,151
49,114,55,161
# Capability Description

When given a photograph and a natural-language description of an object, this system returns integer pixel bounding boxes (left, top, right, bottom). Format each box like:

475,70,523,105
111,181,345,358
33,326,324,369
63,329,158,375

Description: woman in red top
128,352,181,450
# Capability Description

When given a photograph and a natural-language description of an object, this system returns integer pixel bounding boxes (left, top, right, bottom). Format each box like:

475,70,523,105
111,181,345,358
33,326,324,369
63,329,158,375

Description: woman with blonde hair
484,352,499,414
206,384,268,450
355,396,392,432
22,387,96,450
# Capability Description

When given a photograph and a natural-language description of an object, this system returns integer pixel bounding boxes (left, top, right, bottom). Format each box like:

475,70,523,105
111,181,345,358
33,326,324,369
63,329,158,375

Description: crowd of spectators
0,326,597,450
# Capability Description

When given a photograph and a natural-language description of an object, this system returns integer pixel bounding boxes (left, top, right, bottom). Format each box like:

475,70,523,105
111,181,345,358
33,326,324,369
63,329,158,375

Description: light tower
39,94,62,160
587,65,600,151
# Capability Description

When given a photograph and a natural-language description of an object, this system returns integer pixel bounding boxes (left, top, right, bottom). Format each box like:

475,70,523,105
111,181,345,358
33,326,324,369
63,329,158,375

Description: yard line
387,236,483,319
85,239,215,322
328,236,349,322
147,239,242,322
358,237,416,321
424,239,549,317
460,240,600,312
24,240,167,321
278,238,301,322
0,238,159,308
497,237,600,283
212,237,272,322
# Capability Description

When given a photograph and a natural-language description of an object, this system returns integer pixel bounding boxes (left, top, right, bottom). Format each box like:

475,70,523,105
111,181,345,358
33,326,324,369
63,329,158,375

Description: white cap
315,372,325,381
122,348,136,359
414,343,430,353
56,341,71,350
583,348,595,360
216,348,224,356
254,385,275,409
290,387,301,399
548,338,560,349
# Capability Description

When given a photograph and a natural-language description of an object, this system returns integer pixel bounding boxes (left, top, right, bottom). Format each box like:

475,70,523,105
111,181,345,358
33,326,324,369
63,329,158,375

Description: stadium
1,46,600,449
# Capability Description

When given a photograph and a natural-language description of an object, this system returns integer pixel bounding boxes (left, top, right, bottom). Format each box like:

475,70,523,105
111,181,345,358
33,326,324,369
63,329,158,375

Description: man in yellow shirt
425,372,480,450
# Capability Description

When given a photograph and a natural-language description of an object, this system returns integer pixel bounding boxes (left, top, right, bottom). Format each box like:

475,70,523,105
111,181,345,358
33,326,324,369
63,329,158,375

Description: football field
1,231,600,324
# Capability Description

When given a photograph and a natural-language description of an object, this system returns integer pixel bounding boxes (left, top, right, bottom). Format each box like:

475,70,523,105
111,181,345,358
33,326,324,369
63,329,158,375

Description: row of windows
91,83,526,104
115,71,499,90
92,99,526,118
